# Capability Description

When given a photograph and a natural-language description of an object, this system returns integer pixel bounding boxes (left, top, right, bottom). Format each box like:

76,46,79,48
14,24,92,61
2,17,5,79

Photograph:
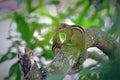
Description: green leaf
38,0,44,7
75,0,84,8
90,10,98,21
75,3,90,24
102,0,110,8
79,59,120,80
14,13,31,42
0,52,16,63
108,5,120,34
4,63,21,80
24,0,32,12
42,49,53,59
82,20,99,28
48,0,60,5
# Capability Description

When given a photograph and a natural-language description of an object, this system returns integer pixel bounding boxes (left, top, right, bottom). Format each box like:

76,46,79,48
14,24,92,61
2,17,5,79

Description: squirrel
52,24,85,55
52,23,119,73
52,24,87,73
52,23,120,60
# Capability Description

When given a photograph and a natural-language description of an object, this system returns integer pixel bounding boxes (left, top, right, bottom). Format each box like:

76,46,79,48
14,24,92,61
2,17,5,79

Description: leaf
4,63,21,80
79,59,120,80
48,0,60,5
75,0,84,8
24,0,33,12
0,52,16,63
82,20,99,28
108,5,120,34
75,3,90,24
38,0,44,7
42,49,53,59
90,10,98,21
14,13,31,42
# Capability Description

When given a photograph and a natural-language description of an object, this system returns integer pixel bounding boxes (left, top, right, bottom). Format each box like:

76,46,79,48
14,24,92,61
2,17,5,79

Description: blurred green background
0,0,120,80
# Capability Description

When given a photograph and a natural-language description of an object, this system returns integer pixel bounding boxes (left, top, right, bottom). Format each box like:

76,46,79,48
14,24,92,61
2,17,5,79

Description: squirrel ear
71,25,84,29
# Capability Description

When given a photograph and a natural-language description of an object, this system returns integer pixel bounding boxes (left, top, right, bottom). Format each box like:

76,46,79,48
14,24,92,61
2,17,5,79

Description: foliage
0,0,120,80
79,59,120,80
